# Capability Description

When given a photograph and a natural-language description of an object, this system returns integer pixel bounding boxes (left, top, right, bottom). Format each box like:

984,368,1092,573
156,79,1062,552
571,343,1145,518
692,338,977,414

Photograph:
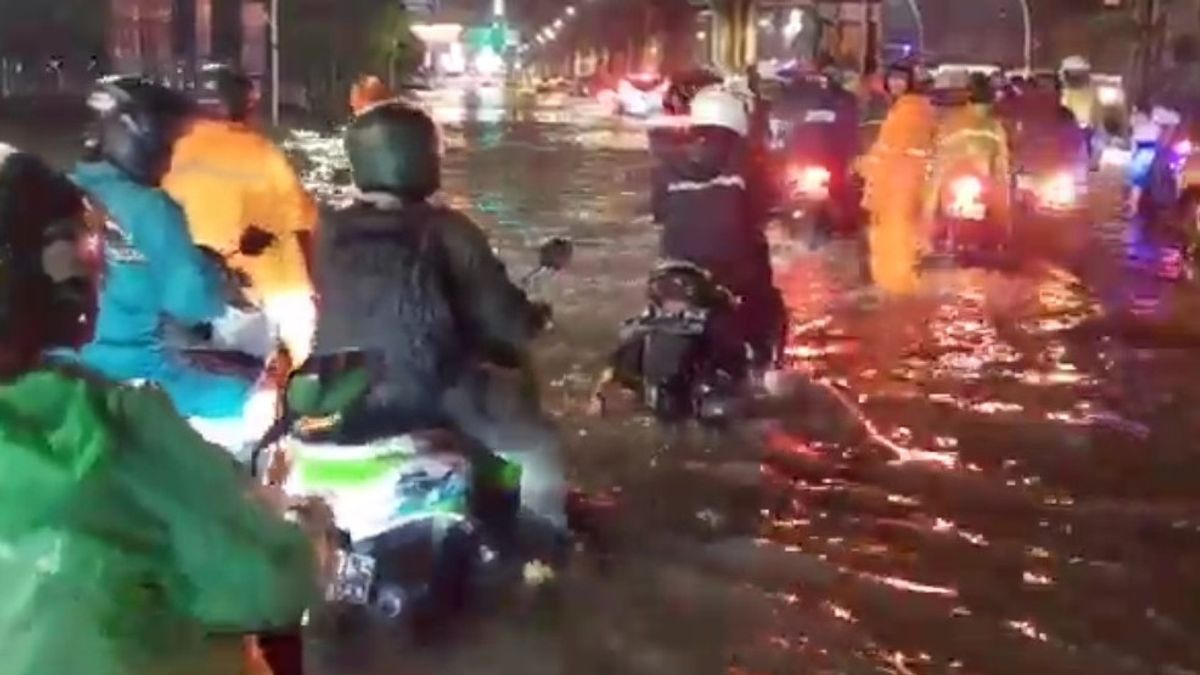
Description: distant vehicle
615,73,669,118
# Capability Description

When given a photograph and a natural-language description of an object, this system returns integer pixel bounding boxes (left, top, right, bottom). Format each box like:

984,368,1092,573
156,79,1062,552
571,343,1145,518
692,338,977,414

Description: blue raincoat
71,161,251,419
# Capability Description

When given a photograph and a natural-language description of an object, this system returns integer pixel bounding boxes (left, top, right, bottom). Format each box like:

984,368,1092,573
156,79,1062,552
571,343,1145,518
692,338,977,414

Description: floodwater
10,86,1200,674
286,88,1200,675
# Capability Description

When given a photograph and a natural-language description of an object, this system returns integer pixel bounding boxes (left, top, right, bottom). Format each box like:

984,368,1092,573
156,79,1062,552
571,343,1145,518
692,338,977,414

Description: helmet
345,102,441,200
689,86,749,137
1060,55,1091,73
87,77,192,186
193,62,254,121
350,75,394,116
663,69,723,116
0,147,98,363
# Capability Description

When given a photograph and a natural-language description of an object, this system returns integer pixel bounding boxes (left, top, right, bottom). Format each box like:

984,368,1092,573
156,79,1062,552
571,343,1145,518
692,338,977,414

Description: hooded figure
0,146,317,675
861,66,937,295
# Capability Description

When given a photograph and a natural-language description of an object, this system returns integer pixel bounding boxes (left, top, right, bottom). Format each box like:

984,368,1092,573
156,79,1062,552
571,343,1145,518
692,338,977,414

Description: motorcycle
260,238,573,632
930,170,1013,259
596,260,749,427
1013,165,1088,221
776,160,863,248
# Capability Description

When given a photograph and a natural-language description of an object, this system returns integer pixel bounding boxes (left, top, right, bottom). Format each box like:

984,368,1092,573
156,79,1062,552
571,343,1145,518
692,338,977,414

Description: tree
370,4,425,88
278,0,422,117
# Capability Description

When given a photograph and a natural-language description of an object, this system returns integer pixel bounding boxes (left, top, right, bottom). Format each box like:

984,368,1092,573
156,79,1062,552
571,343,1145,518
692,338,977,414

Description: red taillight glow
790,165,831,198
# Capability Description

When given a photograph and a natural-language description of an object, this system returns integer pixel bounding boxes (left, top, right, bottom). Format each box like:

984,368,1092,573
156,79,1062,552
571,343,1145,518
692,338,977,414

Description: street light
900,0,926,54
270,0,280,126
1017,0,1032,70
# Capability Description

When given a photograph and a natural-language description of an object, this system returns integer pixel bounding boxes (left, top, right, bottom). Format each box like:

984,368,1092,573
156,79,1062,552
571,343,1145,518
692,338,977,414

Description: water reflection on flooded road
291,89,1200,675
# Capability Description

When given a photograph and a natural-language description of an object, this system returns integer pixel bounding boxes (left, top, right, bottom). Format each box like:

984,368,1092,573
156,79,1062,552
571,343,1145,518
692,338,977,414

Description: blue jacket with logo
71,161,250,419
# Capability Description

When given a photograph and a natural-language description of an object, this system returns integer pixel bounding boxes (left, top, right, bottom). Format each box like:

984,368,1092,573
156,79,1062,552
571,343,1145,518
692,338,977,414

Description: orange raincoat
861,93,938,295
163,119,318,359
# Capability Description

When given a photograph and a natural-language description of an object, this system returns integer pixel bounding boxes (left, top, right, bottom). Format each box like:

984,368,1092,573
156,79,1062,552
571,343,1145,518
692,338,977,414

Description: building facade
108,0,261,81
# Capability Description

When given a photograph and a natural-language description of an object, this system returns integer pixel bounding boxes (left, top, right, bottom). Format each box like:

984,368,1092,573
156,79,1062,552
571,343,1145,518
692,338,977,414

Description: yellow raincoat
163,119,318,360
861,93,938,295
1062,85,1100,130
924,103,1011,231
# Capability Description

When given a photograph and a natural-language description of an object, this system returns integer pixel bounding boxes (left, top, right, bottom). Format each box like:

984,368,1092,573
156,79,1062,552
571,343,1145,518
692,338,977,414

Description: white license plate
328,551,376,605
1015,175,1034,190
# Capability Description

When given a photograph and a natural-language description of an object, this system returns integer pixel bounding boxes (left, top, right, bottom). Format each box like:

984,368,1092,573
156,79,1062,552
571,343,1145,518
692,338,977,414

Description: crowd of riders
3,30,1200,675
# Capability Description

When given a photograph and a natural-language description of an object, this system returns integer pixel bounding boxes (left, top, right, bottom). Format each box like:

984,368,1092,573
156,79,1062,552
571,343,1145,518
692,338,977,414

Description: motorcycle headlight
1097,85,1123,106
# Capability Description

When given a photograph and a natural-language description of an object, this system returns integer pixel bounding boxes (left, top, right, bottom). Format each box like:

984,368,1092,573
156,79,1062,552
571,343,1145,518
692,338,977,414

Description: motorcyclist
861,64,937,295
1060,56,1101,153
1002,74,1088,178
1151,34,1200,132
771,66,861,238
71,77,252,420
314,101,568,529
163,62,318,364
924,73,1012,236
0,144,318,675
650,85,786,369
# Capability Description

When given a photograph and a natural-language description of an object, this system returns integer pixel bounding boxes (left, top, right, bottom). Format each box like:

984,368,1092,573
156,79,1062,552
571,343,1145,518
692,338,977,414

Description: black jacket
314,199,542,413
772,81,860,163
650,128,772,280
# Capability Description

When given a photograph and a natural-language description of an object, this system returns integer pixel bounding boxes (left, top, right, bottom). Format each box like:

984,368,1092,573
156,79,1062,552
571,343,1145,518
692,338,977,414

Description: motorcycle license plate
328,550,376,605
1015,174,1034,191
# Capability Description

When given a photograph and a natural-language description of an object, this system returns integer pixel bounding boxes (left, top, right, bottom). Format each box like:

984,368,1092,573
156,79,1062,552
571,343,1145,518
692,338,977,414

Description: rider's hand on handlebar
239,226,278,257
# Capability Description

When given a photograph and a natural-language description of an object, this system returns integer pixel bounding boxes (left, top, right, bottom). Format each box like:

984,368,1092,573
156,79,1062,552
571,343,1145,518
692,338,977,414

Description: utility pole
270,0,280,126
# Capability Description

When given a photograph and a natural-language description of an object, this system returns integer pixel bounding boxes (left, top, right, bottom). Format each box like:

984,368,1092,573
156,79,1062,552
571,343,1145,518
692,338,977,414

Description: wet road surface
12,88,1200,674
280,88,1200,675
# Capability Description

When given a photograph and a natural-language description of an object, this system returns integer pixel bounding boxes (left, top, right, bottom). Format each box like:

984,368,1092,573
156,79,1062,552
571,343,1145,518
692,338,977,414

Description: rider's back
314,200,463,422
164,118,316,298
654,128,765,271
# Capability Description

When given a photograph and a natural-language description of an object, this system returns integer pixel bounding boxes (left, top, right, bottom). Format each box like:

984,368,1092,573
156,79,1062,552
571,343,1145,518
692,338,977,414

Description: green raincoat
0,365,317,675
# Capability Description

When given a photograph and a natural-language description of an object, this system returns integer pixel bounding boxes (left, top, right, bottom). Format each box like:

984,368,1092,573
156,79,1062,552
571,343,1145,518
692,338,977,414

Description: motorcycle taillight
789,165,832,199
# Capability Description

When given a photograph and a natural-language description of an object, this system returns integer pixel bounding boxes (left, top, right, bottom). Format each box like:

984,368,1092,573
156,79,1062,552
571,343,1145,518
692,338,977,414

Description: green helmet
345,102,441,201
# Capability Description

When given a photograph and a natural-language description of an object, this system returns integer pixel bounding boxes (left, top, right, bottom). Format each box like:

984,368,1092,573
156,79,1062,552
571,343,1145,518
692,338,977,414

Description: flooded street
287,89,1200,675
9,87,1200,674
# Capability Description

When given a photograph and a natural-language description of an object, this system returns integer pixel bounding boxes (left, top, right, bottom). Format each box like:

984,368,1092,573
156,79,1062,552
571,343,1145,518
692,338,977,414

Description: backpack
315,203,463,414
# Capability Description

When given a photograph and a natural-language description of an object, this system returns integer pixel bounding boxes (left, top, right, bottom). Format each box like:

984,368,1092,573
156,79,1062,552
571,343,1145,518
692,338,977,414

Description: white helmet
689,86,749,137
1060,55,1091,73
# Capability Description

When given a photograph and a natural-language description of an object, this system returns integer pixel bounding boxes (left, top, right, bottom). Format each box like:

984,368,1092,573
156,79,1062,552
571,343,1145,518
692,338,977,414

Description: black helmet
345,102,441,200
193,62,254,121
967,72,995,105
0,147,98,366
87,76,192,186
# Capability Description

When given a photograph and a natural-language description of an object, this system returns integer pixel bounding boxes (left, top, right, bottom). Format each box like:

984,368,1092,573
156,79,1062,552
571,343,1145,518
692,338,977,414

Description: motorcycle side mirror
538,236,574,272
